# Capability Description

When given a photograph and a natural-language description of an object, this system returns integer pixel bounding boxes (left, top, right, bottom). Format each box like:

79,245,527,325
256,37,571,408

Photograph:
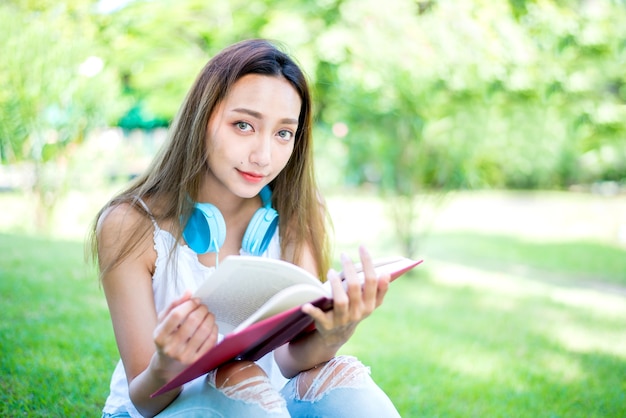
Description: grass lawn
1,190,625,417
0,233,117,416
420,231,626,287
343,265,626,417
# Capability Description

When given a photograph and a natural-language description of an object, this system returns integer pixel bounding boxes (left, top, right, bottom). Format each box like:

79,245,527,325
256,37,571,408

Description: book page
232,284,330,333
321,256,420,292
194,256,328,333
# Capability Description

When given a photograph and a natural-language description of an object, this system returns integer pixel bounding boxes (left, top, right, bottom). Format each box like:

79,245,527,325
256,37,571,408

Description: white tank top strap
132,196,159,230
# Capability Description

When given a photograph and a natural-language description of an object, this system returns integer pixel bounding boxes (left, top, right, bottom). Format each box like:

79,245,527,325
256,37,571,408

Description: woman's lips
238,169,265,183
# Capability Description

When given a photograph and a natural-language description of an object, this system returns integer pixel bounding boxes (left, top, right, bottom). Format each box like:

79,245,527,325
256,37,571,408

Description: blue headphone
182,186,278,256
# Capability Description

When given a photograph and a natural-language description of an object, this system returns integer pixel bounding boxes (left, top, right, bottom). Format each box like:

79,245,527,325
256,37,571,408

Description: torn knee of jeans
206,363,287,413
296,355,371,402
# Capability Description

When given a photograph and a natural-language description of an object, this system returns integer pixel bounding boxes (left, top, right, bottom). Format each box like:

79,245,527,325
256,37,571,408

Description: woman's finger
340,253,363,319
301,302,325,323
157,290,193,322
153,298,200,349
179,309,218,362
176,302,210,341
331,263,352,323
359,246,378,311
375,273,390,307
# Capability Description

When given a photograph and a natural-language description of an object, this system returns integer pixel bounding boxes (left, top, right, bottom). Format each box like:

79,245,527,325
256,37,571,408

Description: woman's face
204,74,301,200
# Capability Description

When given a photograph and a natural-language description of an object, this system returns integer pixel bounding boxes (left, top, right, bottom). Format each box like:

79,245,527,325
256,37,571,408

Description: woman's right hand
151,291,219,379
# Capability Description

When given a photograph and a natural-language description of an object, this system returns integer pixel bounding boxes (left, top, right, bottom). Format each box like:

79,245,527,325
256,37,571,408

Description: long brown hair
90,39,331,280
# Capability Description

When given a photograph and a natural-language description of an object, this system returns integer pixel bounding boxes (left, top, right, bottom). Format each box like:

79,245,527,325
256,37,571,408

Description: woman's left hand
301,246,390,348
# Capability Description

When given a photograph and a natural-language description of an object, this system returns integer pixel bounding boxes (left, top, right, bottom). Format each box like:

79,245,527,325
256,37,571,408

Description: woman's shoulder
97,202,148,239
96,200,162,281
97,202,157,262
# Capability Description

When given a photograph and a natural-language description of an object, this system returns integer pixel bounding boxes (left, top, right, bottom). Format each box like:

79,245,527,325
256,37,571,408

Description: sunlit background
1,0,625,416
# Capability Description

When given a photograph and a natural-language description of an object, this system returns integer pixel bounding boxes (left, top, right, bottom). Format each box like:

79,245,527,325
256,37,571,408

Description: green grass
420,231,626,285
344,270,626,417
1,230,625,417
0,233,117,416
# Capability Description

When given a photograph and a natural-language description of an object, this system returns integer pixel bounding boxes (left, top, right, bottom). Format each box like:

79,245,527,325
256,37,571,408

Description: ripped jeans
154,355,401,418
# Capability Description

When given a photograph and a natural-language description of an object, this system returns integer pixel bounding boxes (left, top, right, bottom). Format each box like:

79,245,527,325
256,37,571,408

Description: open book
152,255,422,397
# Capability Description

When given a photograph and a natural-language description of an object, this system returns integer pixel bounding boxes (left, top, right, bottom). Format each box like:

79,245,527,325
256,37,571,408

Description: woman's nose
249,134,271,166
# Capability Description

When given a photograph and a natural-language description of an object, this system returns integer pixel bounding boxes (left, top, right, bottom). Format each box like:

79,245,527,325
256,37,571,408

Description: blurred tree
305,0,626,255
2,0,625,243
0,1,121,230
97,0,286,120
72,0,626,255
95,0,343,121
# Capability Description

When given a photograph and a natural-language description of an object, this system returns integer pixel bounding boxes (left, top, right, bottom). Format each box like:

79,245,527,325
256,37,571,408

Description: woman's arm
98,204,219,417
274,245,390,378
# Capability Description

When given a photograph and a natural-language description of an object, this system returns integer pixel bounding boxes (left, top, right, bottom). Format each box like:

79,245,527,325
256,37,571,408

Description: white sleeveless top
102,211,288,417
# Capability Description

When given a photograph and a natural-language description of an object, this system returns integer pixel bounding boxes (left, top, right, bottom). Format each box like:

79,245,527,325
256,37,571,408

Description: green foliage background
2,0,626,192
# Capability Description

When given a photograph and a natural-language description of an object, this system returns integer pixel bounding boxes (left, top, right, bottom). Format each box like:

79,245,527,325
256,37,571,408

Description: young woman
92,39,401,417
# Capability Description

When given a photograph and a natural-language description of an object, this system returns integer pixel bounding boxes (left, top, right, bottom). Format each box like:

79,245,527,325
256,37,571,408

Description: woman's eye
235,121,252,132
277,130,294,141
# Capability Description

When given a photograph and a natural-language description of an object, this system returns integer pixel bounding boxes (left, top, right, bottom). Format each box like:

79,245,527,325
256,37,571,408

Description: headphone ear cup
182,203,226,254
242,206,279,256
